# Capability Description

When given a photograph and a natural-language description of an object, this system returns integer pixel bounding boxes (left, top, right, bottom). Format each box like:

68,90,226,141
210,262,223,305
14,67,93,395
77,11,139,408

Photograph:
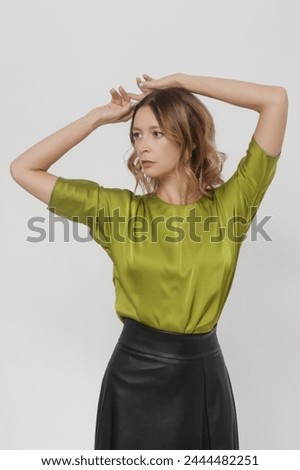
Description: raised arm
132,73,288,157
10,87,134,205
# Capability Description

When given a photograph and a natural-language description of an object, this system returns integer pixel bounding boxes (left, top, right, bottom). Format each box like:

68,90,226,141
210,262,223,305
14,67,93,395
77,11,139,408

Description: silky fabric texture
94,318,239,450
47,137,280,333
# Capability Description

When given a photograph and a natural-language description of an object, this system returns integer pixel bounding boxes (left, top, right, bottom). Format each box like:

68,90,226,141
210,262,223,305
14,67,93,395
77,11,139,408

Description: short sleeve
214,136,281,241
47,177,134,254
47,177,100,224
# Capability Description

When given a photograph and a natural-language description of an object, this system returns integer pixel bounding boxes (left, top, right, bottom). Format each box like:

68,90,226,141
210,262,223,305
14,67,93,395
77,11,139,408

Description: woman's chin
143,168,158,176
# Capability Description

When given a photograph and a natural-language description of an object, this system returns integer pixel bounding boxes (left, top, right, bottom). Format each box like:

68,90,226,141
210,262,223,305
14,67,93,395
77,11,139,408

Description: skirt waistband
118,318,221,360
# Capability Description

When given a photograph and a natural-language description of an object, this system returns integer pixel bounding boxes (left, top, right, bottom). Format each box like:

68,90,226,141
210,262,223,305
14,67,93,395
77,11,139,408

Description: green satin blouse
47,136,280,333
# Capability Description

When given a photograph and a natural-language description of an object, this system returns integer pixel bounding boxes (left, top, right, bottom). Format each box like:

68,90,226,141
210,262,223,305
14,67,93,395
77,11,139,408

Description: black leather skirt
94,318,239,450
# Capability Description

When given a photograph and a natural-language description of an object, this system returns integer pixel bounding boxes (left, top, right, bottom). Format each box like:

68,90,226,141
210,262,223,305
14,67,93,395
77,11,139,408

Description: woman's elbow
10,161,28,184
274,86,288,108
10,161,19,181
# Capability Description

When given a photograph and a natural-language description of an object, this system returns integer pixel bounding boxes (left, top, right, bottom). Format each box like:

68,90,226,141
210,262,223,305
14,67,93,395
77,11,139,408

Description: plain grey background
1,0,299,450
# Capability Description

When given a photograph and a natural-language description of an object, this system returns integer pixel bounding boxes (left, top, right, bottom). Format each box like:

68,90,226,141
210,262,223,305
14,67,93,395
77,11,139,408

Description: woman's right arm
10,87,134,206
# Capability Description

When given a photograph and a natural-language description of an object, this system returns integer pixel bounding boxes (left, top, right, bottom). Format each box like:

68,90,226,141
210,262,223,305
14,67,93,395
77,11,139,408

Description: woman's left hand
125,73,185,102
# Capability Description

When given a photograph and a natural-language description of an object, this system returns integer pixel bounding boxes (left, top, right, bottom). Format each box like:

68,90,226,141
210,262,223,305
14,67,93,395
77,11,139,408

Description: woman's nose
136,136,150,153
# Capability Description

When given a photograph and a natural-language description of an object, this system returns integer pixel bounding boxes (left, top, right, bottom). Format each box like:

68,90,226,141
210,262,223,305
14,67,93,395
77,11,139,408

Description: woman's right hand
89,86,135,127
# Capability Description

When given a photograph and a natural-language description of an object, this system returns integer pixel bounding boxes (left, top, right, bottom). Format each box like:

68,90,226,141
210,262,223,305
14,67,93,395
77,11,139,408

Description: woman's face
132,106,181,180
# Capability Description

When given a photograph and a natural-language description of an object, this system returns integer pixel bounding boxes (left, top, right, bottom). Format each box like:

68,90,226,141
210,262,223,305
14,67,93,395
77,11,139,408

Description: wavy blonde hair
127,87,227,198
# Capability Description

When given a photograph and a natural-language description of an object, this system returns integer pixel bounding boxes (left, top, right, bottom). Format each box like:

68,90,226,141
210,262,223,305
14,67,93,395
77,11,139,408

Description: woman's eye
154,131,163,138
132,132,140,140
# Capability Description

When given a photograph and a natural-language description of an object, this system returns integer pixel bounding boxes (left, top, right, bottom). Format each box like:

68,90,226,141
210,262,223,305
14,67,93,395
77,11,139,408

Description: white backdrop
1,0,299,450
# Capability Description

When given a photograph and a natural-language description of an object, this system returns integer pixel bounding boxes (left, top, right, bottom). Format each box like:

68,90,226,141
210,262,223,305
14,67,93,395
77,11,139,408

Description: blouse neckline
152,192,206,208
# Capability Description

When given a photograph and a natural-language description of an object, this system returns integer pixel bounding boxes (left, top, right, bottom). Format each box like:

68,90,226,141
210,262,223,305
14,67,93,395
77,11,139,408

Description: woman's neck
155,183,202,205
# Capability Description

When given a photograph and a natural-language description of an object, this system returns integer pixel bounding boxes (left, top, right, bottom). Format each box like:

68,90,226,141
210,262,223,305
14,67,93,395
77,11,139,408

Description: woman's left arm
179,74,288,157
134,73,288,157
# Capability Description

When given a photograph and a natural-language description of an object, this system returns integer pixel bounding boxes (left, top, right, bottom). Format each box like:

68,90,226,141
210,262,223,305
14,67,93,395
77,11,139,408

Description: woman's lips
142,160,155,167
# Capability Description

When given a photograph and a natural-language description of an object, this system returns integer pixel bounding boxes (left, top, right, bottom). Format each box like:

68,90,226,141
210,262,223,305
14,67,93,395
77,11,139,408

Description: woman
10,73,288,450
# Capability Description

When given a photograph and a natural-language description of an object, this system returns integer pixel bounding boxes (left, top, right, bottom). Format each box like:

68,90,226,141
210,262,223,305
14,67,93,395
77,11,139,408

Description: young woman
10,73,288,450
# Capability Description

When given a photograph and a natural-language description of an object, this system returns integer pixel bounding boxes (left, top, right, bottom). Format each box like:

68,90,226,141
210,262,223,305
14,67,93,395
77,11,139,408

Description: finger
110,88,122,100
136,77,146,90
110,88,121,97
130,91,151,102
118,85,131,102
110,88,122,104
142,73,153,81
136,76,154,90
126,91,144,101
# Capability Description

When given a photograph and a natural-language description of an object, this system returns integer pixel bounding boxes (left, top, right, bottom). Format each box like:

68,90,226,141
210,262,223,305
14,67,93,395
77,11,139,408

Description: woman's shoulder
96,185,155,209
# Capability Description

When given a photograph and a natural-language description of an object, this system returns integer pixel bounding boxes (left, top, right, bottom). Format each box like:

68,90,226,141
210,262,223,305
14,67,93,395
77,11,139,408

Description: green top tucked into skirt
47,137,280,334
